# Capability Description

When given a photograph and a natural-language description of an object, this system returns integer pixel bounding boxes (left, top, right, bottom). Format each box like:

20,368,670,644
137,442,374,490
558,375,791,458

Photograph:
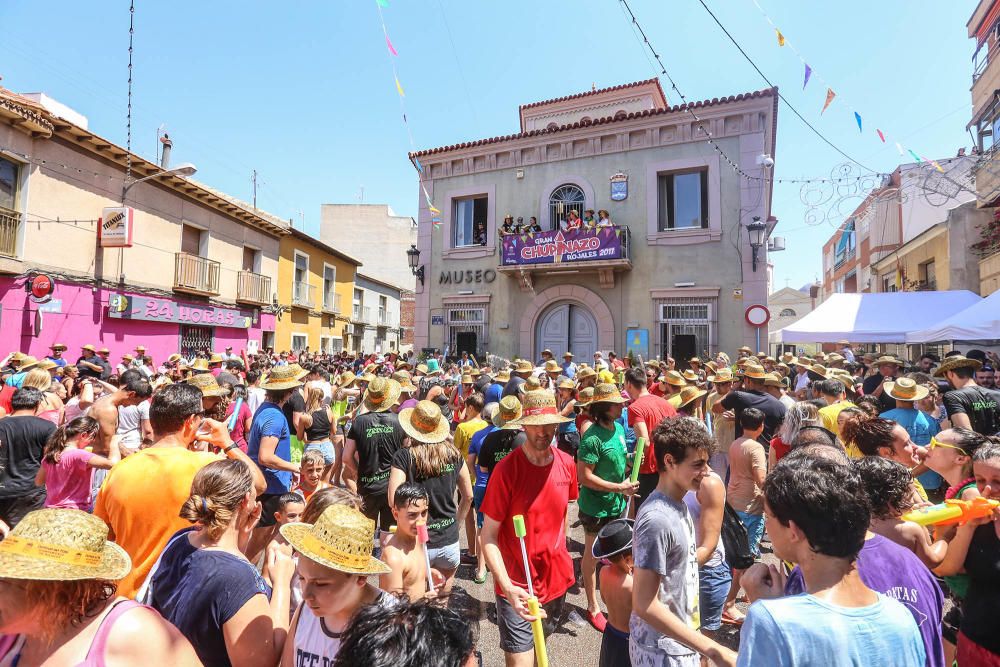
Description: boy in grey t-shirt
629,417,734,667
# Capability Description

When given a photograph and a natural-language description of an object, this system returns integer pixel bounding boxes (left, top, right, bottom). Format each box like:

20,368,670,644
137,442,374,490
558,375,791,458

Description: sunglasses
927,437,968,456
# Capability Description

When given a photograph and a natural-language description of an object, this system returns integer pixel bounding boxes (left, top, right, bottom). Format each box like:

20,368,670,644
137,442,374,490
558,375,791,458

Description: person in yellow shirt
816,378,856,437
451,392,487,568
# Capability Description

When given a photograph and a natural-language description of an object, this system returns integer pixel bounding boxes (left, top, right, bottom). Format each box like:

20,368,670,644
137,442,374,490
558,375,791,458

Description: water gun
512,514,549,667
416,521,435,595
901,497,999,527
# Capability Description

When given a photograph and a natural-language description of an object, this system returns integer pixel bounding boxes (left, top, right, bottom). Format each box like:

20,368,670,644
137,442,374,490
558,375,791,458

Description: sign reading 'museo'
501,227,623,266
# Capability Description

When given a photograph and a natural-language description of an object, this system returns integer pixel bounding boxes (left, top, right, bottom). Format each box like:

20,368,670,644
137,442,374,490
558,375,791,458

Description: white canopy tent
772,291,982,344
906,289,1000,343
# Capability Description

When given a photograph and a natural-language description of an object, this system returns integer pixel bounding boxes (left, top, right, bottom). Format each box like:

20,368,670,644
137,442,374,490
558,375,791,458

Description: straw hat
0,509,131,581
704,361,718,373
18,355,39,371
688,357,701,365
742,365,768,380
563,351,574,359
189,358,210,373
357,372,377,384
36,359,58,372
762,373,784,388
519,376,543,394
780,352,795,363
508,390,571,426
494,369,511,383
873,355,903,368
261,365,305,391
461,374,474,385
10,351,27,362
186,373,228,397
575,387,595,409
287,364,310,381
81,344,96,352
49,342,67,351
682,369,700,383
806,364,829,382
885,377,930,401
391,371,417,393
541,348,554,358
591,383,626,404
208,353,225,364
677,385,707,409
646,360,661,370
167,353,183,364
467,368,481,378
338,371,357,388
576,365,598,381
660,370,687,387
398,400,451,444
708,369,734,383
544,360,561,373
557,378,576,391
737,346,752,353
280,505,391,576
415,363,429,376
98,347,110,355
493,396,523,430
135,345,146,353
933,355,982,377
513,359,534,375
363,377,402,413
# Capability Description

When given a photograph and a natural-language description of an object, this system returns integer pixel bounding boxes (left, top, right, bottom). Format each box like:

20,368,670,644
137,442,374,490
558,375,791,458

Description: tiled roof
518,78,666,112
410,87,777,160
0,87,53,136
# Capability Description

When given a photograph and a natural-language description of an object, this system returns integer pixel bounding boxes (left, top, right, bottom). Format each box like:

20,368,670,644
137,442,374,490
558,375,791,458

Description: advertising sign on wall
108,294,253,329
99,206,135,247
500,227,623,266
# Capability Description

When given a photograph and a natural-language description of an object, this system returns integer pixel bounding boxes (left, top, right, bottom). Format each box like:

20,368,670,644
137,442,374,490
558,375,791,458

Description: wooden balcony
496,225,633,290
236,270,271,306
0,205,19,258
292,281,316,309
174,252,220,296
322,292,342,315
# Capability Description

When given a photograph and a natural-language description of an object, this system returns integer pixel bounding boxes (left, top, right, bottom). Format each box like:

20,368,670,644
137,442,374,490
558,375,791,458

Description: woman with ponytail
35,415,120,509
147,459,295,667
841,412,926,506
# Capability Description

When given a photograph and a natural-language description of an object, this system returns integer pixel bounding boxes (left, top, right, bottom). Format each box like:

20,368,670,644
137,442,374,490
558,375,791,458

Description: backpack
720,502,755,570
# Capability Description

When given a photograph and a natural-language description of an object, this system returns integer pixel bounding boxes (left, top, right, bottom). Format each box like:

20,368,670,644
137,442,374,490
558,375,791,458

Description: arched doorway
535,301,598,362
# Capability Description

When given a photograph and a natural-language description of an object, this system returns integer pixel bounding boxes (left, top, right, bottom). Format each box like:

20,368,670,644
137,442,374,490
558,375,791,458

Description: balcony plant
970,208,1000,258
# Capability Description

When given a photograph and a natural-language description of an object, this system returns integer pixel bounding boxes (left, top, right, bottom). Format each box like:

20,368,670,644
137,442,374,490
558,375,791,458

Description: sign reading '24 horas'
501,227,623,266
107,294,254,329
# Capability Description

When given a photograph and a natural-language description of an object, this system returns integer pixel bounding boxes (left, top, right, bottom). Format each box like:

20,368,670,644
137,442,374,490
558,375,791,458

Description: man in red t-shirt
0,383,13,416
481,391,577,665
625,367,677,512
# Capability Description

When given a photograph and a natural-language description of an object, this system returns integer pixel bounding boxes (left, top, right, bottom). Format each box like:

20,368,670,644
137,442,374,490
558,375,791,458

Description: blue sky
0,1,976,289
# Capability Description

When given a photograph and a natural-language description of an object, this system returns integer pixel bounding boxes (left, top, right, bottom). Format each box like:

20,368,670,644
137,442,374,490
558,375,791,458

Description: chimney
159,133,172,169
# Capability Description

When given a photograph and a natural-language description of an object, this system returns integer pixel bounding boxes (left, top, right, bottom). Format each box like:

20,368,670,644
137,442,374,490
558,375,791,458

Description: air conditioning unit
768,237,786,252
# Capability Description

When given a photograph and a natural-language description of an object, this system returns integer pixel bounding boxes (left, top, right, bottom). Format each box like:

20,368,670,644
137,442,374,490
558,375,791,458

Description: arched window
549,184,586,230
614,110,628,120
779,308,796,317
546,122,559,131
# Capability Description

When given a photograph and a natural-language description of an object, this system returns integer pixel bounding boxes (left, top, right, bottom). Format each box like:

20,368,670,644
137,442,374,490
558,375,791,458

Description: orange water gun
901,497,999,527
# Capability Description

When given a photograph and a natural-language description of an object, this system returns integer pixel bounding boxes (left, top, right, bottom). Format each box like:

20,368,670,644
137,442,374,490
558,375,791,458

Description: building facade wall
319,204,417,291
353,275,402,355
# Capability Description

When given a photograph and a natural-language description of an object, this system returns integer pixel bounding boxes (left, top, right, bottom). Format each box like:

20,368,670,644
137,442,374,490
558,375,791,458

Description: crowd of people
0,339,999,666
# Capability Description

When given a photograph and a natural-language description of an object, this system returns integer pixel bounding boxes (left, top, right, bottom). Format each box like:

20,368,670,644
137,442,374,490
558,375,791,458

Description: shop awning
906,289,1000,343
772,291,983,343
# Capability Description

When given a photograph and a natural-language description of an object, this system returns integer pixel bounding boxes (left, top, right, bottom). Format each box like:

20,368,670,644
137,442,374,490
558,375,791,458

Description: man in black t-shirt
861,356,903,414
477,396,527,482
935,356,1000,436
0,387,57,528
714,365,786,444
502,360,533,398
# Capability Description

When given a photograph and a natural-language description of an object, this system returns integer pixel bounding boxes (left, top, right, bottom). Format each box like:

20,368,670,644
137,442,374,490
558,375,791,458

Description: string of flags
751,0,945,172
374,0,442,229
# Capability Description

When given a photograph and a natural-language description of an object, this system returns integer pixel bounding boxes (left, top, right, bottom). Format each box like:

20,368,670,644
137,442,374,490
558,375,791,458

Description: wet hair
764,454,870,559
43,416,99,464
652,416,713,470
301,449,326,469
818,379,845,397
180,459,255,541
973,441,1000,464
332,600,476,667
791,425,838,450
22,369,54,391
739,407,765,432
464,392,485,413
119,369,152,398
624,367,647,389
784,443,849,465
393,481,429,509
840,415,896,457
265,387,296,404
853,395,882,418
303,486,363,523
11,386,44,411
854,456,915,519
22,579,117,640
276,492,306,512
777,402,820,445
149,383,203,436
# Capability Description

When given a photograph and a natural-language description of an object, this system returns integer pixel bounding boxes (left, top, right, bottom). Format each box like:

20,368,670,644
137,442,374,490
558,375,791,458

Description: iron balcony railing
292,281,316,309
499,224,631,267
236,270,271,306
353,305,371,323
0,205,20,258
377,311,395,327
174,253,220,295
323,292,342,314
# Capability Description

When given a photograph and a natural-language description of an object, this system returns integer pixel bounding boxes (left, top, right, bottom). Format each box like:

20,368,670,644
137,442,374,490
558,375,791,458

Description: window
293,252,310,305
323,264,337,311
452,196,488,248
353,288,364,320
919,260,936,289
446,307,487,354
834,221,856,267
291,334,308,352
779,308,796,317
242,247,258,273
655,300,715,359
0,155,19,212
882,274,898,293
548,184,586,230
181,224,205,257
180,325,213,358
657,170,708,231
378,295,387,326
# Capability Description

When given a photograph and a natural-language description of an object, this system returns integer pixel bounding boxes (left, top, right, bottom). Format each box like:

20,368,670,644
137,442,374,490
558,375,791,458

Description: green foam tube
630,438,646,484
513,514,527,538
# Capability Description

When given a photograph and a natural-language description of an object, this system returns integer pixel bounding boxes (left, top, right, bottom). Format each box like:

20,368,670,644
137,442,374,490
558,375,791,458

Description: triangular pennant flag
907,149,923,163
803,64,812,89
395,77,405,97
821,88,836,114
775,29,786,46
931,160,945,173
895,142,905,156
876,129,885,143
385,34,398,56
428,204,441,215
854,112,862,133
376,0,389,6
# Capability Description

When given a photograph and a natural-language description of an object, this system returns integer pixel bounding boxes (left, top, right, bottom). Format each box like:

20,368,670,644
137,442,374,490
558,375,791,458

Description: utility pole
251,170,258,210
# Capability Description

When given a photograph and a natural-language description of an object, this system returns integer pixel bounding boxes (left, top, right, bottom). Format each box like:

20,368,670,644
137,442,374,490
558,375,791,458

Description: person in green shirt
578,383,640,633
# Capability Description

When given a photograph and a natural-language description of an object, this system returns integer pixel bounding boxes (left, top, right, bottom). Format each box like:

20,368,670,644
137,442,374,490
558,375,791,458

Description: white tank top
292,589,397,664
683,474,726,569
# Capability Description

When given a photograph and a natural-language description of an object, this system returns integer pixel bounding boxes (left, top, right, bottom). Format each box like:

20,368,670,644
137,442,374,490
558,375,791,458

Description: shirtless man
89,370,152,458
595,519,634,667
380,482,441,601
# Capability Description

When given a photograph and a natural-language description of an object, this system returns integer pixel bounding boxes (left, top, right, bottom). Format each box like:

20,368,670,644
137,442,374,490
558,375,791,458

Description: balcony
236,270,271,306
353,305,371,324
322,292,342,315
377,311,395,327
496,224,632,290
174,252,220,296
0,205,19,258
292,281,316,309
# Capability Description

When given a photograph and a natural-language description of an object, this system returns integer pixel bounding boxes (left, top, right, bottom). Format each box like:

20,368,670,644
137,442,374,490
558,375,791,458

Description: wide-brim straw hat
494,369,511,383
661,370,687,387
708,370,734,383
338,371,358,388
399,400,451,443
519,376,543,394
704,360,718,373
36,359,58,371
544,360,561,373
682,370,700,383
563,351,574,359
574,387,595,409
678,386,707,408
885,378,930,401
557,378,576,391
261,365,306,390
781,352,795,363
576,365,598,381
513,359,534,374
461,374,474,385
762,373,784,388
806,364,829,382
508,391,571,426
415,363,429,376
18,355,39,371
737,346,752,353
186,372,229,397
363,377,402,413
493,395,523,429
98,348,110,355
873,355,904,368
0,508,131,581
167,353,183,363
80,344,96,352
742,365,768,380
208,353,225,364
933,355,982,377
280,505,391,576
50,342,67,351
189,358,210,372
591,382,627,404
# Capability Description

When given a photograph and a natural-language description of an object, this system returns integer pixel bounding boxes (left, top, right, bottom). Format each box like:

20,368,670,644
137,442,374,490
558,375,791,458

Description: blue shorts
698,562,732,631
426,541,460,571
736,510,765,558
473,484,487,528
304,440,336,465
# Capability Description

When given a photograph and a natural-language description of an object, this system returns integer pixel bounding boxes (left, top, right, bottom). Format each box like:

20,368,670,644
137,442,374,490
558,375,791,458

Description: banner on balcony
108,294,254,328
99,207,134,248
500,227,623,266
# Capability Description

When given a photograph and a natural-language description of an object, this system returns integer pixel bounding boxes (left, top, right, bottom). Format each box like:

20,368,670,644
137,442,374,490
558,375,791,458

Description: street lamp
121,162,197,201
746,216,767,272
406,244,425,286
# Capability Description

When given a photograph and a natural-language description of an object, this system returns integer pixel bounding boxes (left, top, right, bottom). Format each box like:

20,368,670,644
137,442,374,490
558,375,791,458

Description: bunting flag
395,77,405,97
896,142,905,156
385,34,398,56
803,63,811,89
908,149,923,164
775,29,785,46
376,0,389,6
428,204,441,215
876,129,885,143
930,160,945,173
854,112,862,133
821,88,836,114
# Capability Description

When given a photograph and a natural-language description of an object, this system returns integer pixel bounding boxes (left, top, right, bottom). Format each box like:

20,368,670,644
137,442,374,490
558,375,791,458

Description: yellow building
276,228,361,354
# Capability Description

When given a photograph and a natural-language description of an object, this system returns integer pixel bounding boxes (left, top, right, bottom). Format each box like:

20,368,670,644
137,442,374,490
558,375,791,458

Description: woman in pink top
35,417,120,510
0,508,200,666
